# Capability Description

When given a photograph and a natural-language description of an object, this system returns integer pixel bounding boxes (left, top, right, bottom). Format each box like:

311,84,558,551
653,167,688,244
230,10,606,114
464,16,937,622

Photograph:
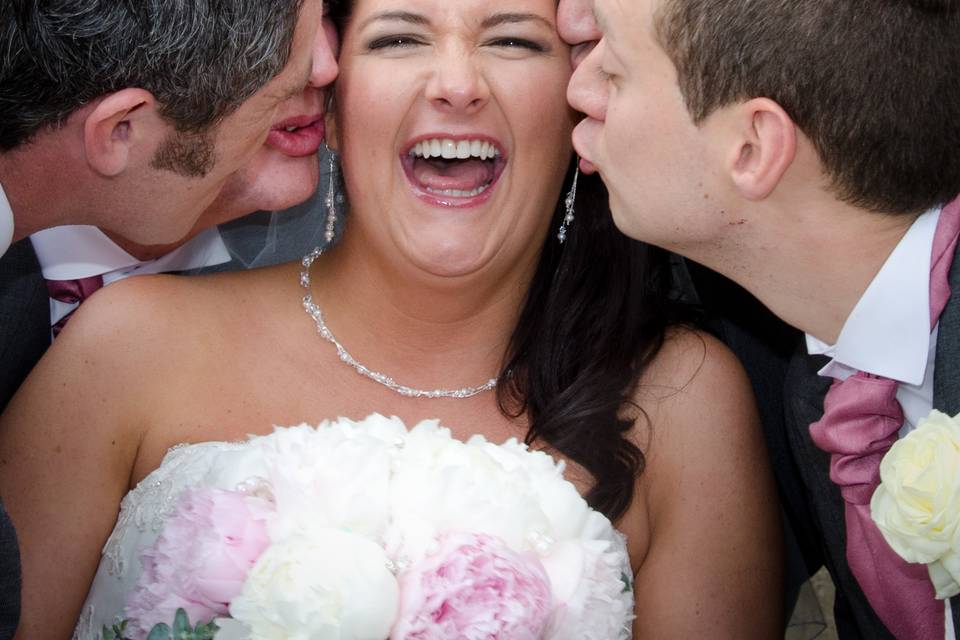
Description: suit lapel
932,241,960,632
0,239,51,412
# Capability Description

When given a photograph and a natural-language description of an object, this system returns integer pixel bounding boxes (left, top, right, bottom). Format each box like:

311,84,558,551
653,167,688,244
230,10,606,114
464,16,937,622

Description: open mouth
401,136,507,207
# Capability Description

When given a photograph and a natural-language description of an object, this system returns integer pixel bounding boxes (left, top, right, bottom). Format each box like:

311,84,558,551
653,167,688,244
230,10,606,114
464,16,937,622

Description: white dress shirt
31,225,231,329
0,180,14,257
805,206,955,639
805,207,940,434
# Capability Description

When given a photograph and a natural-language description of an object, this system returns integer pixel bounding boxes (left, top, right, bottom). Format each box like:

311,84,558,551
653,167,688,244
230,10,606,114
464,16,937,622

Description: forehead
350,0,559,22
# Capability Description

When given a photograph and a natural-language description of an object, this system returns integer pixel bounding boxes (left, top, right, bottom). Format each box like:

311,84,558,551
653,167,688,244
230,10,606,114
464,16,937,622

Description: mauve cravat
810,196,960,639
45,275,104,338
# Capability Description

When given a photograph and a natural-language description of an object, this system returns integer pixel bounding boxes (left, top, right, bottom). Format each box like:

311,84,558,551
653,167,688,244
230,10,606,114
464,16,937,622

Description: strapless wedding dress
72,419,634,639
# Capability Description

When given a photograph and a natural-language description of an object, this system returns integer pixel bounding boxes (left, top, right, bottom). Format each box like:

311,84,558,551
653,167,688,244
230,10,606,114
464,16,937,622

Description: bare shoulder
625,331,783,635
633,326,756,446
62,263,294,355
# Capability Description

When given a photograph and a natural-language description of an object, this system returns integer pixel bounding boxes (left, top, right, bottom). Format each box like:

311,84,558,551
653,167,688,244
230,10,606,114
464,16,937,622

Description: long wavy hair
328,0,685,522
500,165,682,521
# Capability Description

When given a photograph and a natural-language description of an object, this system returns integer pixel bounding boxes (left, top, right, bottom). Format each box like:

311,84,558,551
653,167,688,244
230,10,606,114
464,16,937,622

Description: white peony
540,515,635,640
385,424,583,563
254,422,396,541
229,529,399,639
871,410,960,599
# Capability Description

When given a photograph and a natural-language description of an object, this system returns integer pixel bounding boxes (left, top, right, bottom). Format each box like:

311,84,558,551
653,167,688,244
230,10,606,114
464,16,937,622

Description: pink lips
266,115,325,157
401,134,507,209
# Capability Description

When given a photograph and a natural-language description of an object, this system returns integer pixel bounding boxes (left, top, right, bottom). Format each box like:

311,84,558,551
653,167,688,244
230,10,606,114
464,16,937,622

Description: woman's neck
304,231,538,393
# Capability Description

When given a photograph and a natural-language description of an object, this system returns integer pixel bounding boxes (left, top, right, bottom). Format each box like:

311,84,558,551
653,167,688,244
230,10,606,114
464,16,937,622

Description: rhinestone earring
557,166,579,244
323,148,342,244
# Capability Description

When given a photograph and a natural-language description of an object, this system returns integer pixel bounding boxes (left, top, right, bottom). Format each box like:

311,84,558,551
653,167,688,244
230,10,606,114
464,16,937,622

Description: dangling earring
557,165,579,244
323,147,342,244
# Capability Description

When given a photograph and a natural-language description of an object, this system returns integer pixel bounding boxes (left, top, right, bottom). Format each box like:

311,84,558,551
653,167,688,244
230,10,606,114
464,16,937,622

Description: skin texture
0,0,339,247
0,0,781,636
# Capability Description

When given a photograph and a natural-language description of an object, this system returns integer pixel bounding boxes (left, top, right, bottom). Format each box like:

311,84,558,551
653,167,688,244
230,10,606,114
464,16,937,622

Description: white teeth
425,183,490,198
285,126,298,132
409,138,501,161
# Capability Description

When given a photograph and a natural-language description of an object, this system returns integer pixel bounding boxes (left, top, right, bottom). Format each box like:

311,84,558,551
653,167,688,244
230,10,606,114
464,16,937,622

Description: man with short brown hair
561,0,960,636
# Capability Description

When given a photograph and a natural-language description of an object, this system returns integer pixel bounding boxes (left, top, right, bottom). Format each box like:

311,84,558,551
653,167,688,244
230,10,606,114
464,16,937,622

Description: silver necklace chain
299,247,499,399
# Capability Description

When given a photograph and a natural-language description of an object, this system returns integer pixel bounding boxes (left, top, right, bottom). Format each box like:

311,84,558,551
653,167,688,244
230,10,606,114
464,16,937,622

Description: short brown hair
655,0,960,215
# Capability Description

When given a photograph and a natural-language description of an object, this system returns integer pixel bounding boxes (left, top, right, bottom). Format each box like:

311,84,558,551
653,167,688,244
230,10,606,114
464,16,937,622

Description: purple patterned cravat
809,196,960,639
45,275,104,338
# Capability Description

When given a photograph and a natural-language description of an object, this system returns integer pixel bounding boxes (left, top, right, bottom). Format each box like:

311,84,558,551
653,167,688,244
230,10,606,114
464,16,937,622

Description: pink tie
45,275,104,338
810,196,960,640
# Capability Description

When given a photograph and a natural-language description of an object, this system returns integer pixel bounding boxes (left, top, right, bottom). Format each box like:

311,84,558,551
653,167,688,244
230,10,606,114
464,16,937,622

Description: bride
0,0,783,636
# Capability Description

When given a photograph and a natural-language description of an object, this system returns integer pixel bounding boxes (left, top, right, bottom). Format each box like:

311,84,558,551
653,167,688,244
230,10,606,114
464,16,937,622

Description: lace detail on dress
71,604,94,640
102,444,212,577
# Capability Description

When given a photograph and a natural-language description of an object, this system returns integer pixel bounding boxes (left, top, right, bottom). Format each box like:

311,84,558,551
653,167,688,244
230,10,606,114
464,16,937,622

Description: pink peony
124,487,273,639
391,532,552,640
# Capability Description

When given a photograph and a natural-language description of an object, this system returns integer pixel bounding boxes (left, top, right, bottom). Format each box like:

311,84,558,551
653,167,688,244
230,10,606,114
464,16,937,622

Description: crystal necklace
299,247,499,399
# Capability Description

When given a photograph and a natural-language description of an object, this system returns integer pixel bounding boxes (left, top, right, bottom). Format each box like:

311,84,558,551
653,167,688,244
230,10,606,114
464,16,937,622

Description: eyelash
486,37,547,52
368,35,424,50
366,36,548,53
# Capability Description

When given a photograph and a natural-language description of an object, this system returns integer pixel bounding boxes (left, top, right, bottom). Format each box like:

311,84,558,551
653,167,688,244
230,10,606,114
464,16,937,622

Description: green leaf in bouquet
172,608,190,637
620,571,634,594
146,623,171,640
192,619,220,640
100,619,130,640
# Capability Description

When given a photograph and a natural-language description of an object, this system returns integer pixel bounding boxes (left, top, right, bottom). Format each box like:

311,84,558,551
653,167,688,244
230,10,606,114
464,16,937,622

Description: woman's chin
402,240,492,280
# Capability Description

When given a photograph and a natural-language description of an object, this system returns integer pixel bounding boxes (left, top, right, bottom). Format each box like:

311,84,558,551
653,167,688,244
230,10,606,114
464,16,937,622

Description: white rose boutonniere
870,409,960,599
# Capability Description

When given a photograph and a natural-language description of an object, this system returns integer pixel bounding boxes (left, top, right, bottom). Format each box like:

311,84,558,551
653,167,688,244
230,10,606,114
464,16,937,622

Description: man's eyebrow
480,13,553,30
359,11,431,30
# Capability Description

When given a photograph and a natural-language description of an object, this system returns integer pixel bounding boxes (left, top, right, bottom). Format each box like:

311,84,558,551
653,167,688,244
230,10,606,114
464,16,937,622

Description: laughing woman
0,0,782,637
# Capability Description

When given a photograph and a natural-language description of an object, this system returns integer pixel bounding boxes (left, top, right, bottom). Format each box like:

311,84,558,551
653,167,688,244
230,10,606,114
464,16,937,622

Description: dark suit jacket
784,242,960,638
0,201,332,639
0,239,42,640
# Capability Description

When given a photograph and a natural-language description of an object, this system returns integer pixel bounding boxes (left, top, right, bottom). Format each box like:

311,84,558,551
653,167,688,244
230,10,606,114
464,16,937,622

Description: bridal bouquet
115,415,634,640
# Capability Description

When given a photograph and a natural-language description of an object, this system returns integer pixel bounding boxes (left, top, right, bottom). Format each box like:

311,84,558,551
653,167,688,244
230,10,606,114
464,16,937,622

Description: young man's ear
83,89,163,177
726,98,797,201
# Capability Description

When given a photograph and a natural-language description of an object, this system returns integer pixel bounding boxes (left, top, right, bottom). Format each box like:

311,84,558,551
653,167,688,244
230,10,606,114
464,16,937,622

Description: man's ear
726,98,797,201
83,89,163,177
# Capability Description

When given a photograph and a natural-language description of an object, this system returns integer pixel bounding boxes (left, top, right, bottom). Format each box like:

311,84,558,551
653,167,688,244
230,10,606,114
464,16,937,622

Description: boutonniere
871,409,960,599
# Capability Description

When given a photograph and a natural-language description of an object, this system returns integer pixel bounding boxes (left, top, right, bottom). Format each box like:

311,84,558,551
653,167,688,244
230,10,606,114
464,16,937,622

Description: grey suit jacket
0,239,42,640
784,242,960,639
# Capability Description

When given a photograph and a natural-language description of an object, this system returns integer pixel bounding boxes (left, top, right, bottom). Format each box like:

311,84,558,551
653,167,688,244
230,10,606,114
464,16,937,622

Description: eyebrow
480,13,553,30
359,11,430,30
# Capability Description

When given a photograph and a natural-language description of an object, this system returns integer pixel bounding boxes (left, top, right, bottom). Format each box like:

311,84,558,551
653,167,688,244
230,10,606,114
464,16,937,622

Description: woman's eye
487,37,547,53
367,35,424,50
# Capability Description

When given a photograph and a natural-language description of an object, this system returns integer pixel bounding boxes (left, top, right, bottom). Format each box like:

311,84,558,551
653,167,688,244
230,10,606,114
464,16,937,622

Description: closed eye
486,37,548,53
367,34,426,50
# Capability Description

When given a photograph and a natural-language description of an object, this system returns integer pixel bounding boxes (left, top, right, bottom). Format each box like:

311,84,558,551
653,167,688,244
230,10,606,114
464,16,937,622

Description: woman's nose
424,46,491,114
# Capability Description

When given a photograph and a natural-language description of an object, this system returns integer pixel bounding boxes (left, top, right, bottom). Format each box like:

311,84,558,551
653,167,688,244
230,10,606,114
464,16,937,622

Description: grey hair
0,0,306,151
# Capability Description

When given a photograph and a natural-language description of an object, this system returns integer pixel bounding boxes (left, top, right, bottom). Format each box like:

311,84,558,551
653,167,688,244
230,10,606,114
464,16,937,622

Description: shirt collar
805,207,940,385
30,225,231,280
0,180,14,257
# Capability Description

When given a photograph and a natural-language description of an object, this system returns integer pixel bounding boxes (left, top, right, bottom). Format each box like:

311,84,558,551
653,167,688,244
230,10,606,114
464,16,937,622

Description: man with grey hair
0,0,338,635
561,0,960,637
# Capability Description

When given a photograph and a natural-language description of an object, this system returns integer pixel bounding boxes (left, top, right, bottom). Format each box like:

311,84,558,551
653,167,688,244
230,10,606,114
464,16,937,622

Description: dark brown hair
656,0,960,215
